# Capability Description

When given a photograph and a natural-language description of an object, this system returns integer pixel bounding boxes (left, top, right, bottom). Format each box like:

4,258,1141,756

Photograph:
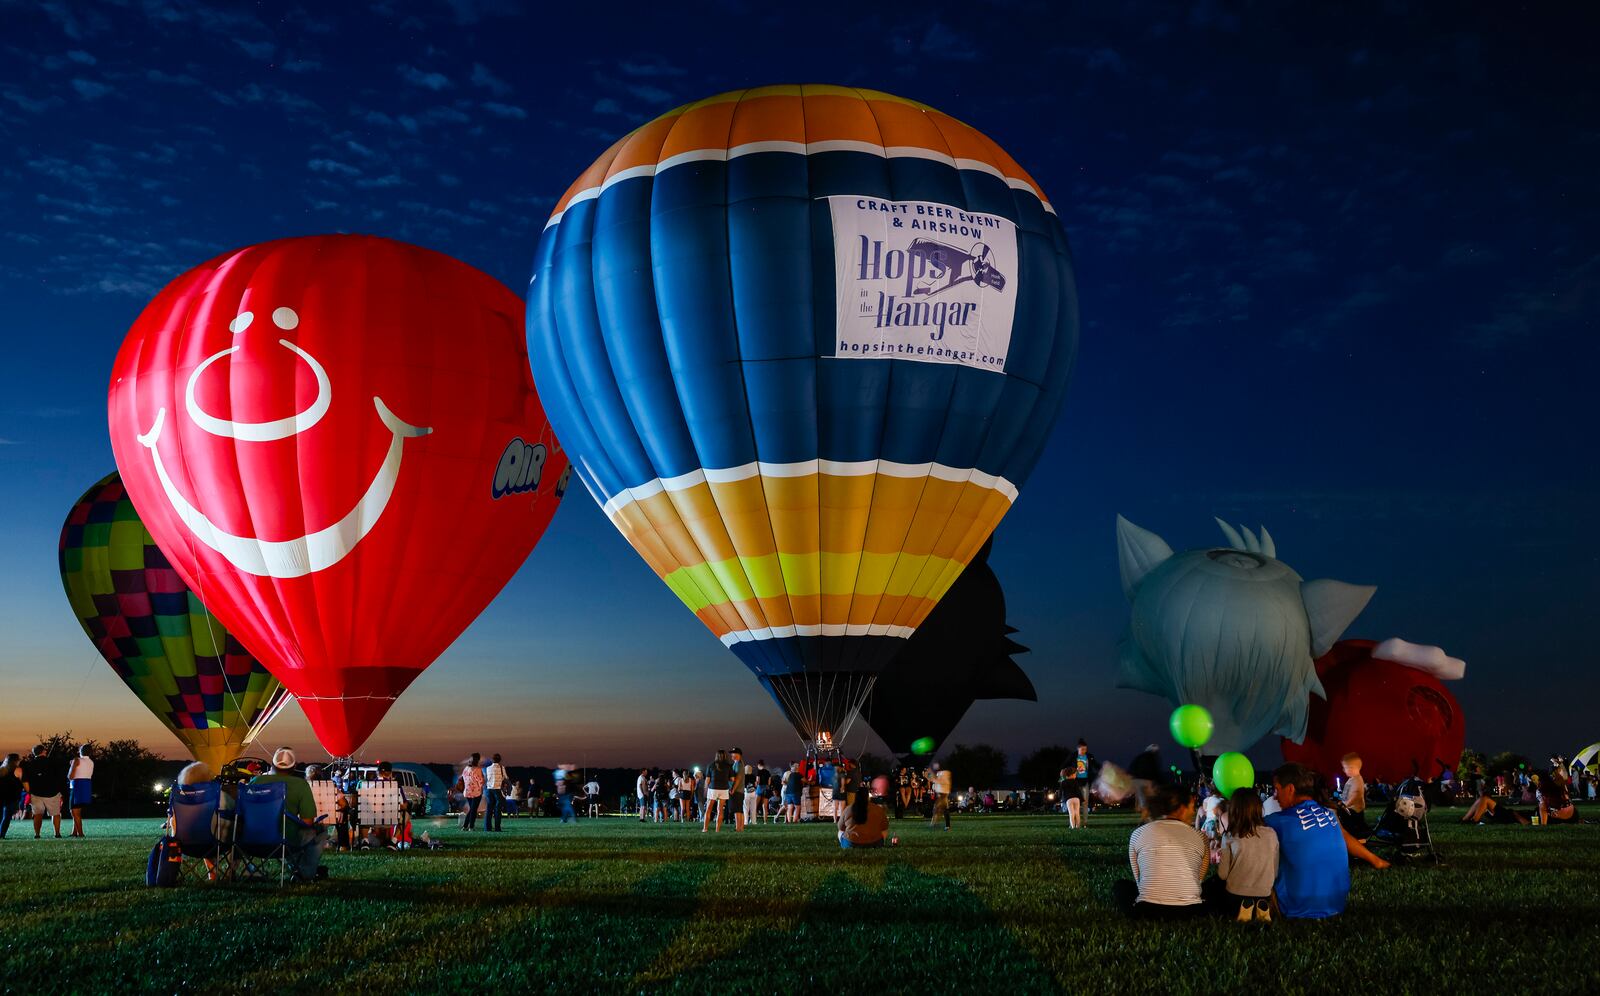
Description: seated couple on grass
1114,763,1366,921
1462,771,1578,827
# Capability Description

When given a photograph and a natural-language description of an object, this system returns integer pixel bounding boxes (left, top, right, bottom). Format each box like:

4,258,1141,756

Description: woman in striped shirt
1112,784,1209,918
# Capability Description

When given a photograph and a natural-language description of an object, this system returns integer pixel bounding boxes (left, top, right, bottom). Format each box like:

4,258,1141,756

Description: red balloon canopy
108,235,567,755
1281,639,1465,784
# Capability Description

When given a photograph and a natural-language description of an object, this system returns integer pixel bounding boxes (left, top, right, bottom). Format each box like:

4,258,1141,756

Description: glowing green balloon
1169,704,1213,748
910,737,937,756
1213,752,1255,798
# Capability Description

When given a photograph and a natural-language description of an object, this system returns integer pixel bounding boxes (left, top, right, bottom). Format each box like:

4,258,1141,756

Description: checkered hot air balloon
58,473,289,769
528,86,1078,746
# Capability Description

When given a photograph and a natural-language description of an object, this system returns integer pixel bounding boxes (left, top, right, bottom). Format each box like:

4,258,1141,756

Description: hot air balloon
1281,638,1466,784
528,85,1077,748
860,540,1034,757
59,473,289,768
1116,516,1376,752
108,235,567,756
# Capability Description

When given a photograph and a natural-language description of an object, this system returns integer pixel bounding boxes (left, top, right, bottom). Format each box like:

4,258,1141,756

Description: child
1207,788,1280,922
1196,784,1225,844
1337,753,1369,839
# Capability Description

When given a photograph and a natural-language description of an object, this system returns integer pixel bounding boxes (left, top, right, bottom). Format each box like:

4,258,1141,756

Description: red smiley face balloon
108,235,568,755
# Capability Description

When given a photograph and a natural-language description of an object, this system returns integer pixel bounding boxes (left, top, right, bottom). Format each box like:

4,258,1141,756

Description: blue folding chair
233,782,318,884
169,781,232,882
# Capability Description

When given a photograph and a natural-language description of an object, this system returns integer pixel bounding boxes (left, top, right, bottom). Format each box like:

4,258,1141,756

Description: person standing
1336,753,1369,839
66,745,94,838
781,762,803,823
459,752,485,831
677,770,694,823
636,769,649,822
1067,739,1092,828
703,750,733,833
556,768,576,824
0,753,23,839
928,761,953,830
1127,743,1164,819
584,775,602,818
753,760,771,824
895,764,911,819
484,753,508,832
729,748,748,832
21,745,64,839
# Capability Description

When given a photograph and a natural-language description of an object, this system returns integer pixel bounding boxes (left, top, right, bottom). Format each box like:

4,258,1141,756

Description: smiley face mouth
134,307,432,579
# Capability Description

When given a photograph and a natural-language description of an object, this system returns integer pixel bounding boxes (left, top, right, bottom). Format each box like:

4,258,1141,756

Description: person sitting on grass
1264,763,1350,919
1336,753,1370,840
1461,784,1530,825
836,784,889,849
1537,771,1578,826
1203,788,1279,922
250,748,326,881
1112,784,1208,918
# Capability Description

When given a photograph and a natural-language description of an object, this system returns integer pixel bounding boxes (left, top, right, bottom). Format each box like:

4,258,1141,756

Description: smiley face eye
229,312,254,333
273,307,300,330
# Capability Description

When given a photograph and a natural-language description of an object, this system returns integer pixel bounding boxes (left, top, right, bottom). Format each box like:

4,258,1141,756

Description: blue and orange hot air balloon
528,86,1077,746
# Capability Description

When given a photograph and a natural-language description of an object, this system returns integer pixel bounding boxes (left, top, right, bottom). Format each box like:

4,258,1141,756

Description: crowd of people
0,745,95,840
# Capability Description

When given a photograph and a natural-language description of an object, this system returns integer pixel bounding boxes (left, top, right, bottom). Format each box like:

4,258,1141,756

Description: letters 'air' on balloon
108,235,568,756
1117,515,1376,753
1169,704,1214,749
528,85,1077,744
1212,752,1255,797
59,473,289,769
1281,638,1466,784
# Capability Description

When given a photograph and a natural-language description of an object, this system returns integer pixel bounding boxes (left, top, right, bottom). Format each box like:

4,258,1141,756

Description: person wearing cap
251,748,325,880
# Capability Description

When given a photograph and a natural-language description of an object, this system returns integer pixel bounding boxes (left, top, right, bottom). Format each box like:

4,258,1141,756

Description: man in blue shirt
1265,762,1350,919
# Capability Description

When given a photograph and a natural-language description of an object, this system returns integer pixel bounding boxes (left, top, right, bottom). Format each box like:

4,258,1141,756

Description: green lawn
2,811,1595,993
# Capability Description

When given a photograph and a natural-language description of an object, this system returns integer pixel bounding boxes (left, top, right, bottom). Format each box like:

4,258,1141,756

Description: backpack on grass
146,837,182,887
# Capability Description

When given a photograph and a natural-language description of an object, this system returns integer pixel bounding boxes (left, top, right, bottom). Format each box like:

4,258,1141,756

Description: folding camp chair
357,781,405,833
169,781,232,882
233,783,319,884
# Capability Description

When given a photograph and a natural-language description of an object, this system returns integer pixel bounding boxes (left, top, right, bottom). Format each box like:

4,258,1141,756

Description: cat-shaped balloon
1116,516,1375,752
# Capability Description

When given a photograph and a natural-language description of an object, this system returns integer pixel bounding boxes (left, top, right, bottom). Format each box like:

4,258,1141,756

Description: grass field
2,810,1596,993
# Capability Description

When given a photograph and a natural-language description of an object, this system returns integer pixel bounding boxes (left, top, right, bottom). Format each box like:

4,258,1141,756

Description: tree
1488,751,1531,776
32,731,165,806
941,744,1007,789
1458,748,1487,777
1017,745,1073,789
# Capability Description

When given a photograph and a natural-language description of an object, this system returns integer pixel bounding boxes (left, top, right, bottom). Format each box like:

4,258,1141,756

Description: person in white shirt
583,778,601,817
636,770,648,821
1113,784,1209,918
483,754,509,832
67,745,94,838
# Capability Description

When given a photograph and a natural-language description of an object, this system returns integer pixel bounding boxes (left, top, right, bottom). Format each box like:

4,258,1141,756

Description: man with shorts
781,762,803,823
21,745,64,839
702,749,733,833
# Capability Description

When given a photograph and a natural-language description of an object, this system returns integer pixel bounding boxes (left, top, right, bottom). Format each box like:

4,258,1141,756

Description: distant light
1047,792,1057,800
154,782,165,792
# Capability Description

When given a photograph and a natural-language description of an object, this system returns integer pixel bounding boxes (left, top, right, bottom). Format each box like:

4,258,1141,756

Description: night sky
2,1,1595,770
